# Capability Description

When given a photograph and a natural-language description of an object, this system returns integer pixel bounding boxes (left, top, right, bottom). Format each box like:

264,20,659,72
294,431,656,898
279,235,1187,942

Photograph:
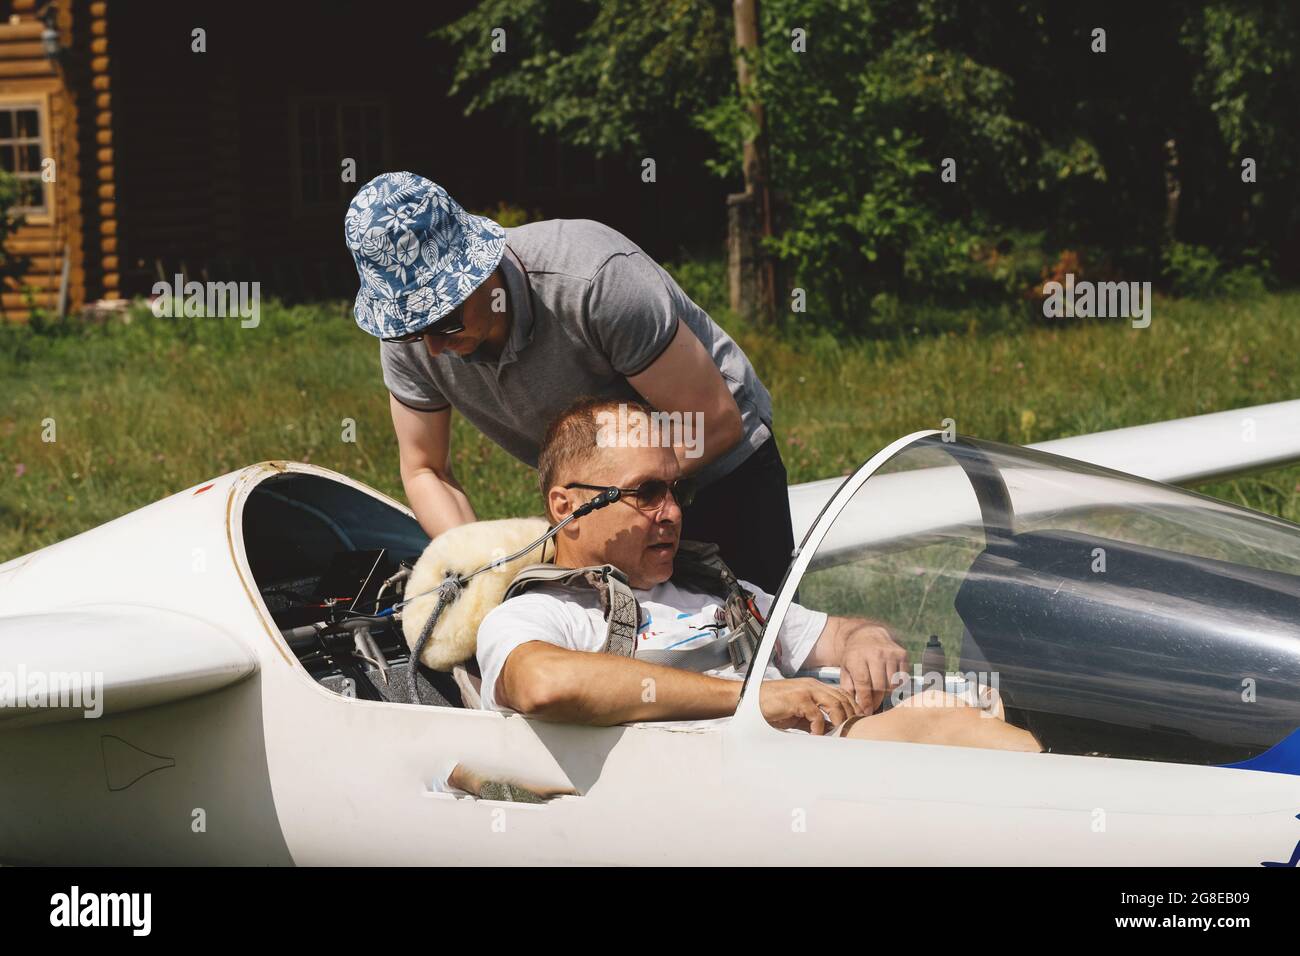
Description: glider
2,400,1300,865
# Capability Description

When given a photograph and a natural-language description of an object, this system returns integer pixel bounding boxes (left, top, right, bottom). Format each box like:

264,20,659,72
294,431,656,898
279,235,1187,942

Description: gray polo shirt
380,219,774,487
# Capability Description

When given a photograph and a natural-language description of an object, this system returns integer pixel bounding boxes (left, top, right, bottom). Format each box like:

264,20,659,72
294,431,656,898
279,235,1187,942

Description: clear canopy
774,434,1300,767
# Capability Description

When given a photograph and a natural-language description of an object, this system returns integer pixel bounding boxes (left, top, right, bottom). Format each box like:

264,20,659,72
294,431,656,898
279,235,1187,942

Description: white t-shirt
475,577,828,713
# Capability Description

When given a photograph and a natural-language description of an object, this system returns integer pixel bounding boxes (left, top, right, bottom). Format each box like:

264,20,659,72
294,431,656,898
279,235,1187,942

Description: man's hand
838,624,910,714
800,616,910,715
759,678,860,735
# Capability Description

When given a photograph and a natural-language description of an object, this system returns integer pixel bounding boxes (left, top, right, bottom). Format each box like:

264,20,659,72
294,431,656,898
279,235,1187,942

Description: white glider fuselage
3,402,1300,865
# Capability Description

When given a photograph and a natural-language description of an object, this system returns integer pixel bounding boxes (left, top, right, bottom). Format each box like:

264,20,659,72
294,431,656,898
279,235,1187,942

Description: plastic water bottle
922,634,945,694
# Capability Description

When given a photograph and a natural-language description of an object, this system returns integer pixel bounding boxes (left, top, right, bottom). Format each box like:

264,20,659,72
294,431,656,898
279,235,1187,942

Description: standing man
346,171,795,594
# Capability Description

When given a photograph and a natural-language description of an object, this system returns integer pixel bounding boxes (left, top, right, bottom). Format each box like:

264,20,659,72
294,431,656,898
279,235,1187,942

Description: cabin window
759,435,1300,772
292,98,389,210
0,102,49,215
769,441,994,737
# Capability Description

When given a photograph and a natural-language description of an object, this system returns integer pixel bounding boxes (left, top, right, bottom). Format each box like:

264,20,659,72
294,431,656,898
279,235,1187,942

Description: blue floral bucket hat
345,172,506,338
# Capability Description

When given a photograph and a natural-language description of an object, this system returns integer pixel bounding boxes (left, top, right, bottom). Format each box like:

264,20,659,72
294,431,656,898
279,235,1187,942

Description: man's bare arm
389,395,477,538
627,322,744,477
497,641,742,724
497,641,863,733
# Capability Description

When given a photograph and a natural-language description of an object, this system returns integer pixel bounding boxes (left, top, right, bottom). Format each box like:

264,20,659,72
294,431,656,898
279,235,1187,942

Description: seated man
476,396,1040,751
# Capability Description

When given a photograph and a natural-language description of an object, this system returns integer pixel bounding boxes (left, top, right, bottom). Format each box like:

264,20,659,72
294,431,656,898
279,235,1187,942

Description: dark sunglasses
382,307,466,344
565,477,696,513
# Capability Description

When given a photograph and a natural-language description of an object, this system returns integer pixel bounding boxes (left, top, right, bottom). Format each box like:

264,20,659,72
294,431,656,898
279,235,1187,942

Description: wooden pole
730,0,776,325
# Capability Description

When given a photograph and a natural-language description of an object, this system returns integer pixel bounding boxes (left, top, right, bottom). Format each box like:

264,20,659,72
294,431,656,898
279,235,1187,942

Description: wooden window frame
289,95,391,218
0,90,54,225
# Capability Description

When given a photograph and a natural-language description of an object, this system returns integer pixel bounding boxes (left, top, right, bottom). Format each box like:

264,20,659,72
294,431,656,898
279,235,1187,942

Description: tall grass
2,270,1299,563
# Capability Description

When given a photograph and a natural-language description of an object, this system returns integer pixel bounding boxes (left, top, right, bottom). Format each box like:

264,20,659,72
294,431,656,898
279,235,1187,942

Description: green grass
2,267,1299,564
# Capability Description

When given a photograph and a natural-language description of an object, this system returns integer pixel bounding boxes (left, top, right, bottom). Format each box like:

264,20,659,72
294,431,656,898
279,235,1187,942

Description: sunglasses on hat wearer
564,477,697,514
381,305,467,344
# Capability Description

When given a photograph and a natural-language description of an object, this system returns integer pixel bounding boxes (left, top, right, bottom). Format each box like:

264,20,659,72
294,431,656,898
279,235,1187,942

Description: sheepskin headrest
402,517,552,670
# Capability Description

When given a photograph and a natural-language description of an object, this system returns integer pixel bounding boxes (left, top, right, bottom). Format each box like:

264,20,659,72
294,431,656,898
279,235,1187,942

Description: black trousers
680,433,796,596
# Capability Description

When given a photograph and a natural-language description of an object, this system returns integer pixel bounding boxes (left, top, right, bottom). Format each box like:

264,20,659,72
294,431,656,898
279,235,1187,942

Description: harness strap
671,539,765,668
634,634,727,670
506,564,641,658
505,541,765,670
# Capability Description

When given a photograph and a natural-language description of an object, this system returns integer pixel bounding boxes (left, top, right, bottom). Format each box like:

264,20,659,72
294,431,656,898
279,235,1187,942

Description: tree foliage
440,0,1300,332
439,0,733,155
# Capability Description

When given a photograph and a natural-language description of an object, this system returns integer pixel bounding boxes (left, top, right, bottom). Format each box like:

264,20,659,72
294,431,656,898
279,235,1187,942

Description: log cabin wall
2,0,727,318
77,0,115,306
0,0,95,321
108,0,601,304
109,1,224,299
